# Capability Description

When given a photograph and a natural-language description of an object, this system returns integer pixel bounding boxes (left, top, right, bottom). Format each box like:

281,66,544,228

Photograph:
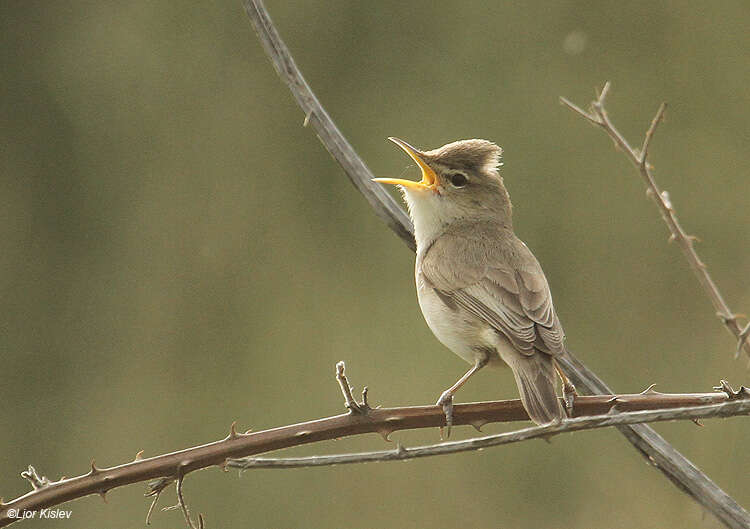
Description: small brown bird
375,138,574,432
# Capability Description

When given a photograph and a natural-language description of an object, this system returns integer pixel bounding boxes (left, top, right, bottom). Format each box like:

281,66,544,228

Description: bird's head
374,138,512,246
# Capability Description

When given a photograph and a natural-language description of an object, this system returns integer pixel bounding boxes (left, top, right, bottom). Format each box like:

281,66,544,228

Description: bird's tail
506,352,565,425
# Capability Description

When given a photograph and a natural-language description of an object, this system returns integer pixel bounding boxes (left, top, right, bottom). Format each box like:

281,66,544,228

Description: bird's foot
562,380,578,417
436,391,454,439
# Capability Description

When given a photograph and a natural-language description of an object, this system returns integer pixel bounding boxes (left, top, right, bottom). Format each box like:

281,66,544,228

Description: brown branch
229,395,750,470
1,362,747,527
561,82,750,359
242,1,750,527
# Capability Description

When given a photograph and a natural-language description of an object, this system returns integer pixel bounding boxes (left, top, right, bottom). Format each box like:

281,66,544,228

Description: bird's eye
449,172,468,187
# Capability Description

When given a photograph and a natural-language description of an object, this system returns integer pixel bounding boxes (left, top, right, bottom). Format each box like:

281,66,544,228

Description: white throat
402,188,457,253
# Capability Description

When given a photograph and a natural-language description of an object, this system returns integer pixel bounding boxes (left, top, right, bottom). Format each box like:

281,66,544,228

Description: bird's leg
436,357,488,438
554,360,578,416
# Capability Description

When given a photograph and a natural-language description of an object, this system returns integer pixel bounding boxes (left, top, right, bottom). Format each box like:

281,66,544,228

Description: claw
436,392,454,439
562,381,578,417
563,391,576,417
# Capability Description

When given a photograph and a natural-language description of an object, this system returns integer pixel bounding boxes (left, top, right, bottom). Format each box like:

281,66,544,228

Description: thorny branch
229,384,750,470
242,1,750,527
2,362,747,528
560,83,750,359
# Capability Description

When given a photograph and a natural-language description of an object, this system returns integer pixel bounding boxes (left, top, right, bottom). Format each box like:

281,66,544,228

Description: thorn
692,419,704,427
99,490,108,503
244,428,253,434
686,234,701,243
667,233,676,243
229,421,239,440
303,110,312,127
135,450,144,461
469,420,486,432
660,190,673,210
219,459,229,472
361,386,369,408
377,429,393,442
89,459,100,475
718,312,736,324
717,381,750,400
645,188,655,198
20,465,49,490
714,380,737,398
395,443,407,455
598,81,611,102
640,383,658,394
736,321,750,358
605,396,619,404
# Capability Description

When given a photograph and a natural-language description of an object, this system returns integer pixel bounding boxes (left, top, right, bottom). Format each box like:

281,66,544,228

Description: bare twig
174,472,203,529
561,82,750,359
335,361,369,414
229,396,750,470
243,1,750,526
144,477,172,525
639,102,667,168
1,362,740,527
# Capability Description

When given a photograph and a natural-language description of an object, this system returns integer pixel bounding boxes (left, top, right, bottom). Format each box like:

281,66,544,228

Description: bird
374,137,575,433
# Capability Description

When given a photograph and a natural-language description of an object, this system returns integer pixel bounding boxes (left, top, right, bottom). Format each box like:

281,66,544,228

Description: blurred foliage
1,1,749,528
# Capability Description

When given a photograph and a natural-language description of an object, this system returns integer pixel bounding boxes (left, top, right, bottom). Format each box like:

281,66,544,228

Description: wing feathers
420,227,565,356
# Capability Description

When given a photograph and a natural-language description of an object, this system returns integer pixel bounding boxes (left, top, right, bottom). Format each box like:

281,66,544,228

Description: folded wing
420,227,565,357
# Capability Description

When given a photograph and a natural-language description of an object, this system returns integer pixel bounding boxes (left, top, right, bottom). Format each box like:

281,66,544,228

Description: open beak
373,137,438,191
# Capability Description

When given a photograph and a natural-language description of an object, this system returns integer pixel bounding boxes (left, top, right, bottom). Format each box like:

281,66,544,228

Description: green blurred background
2,1,749,527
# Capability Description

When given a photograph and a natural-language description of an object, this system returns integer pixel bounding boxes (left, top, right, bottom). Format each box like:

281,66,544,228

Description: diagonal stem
241,0,414,251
